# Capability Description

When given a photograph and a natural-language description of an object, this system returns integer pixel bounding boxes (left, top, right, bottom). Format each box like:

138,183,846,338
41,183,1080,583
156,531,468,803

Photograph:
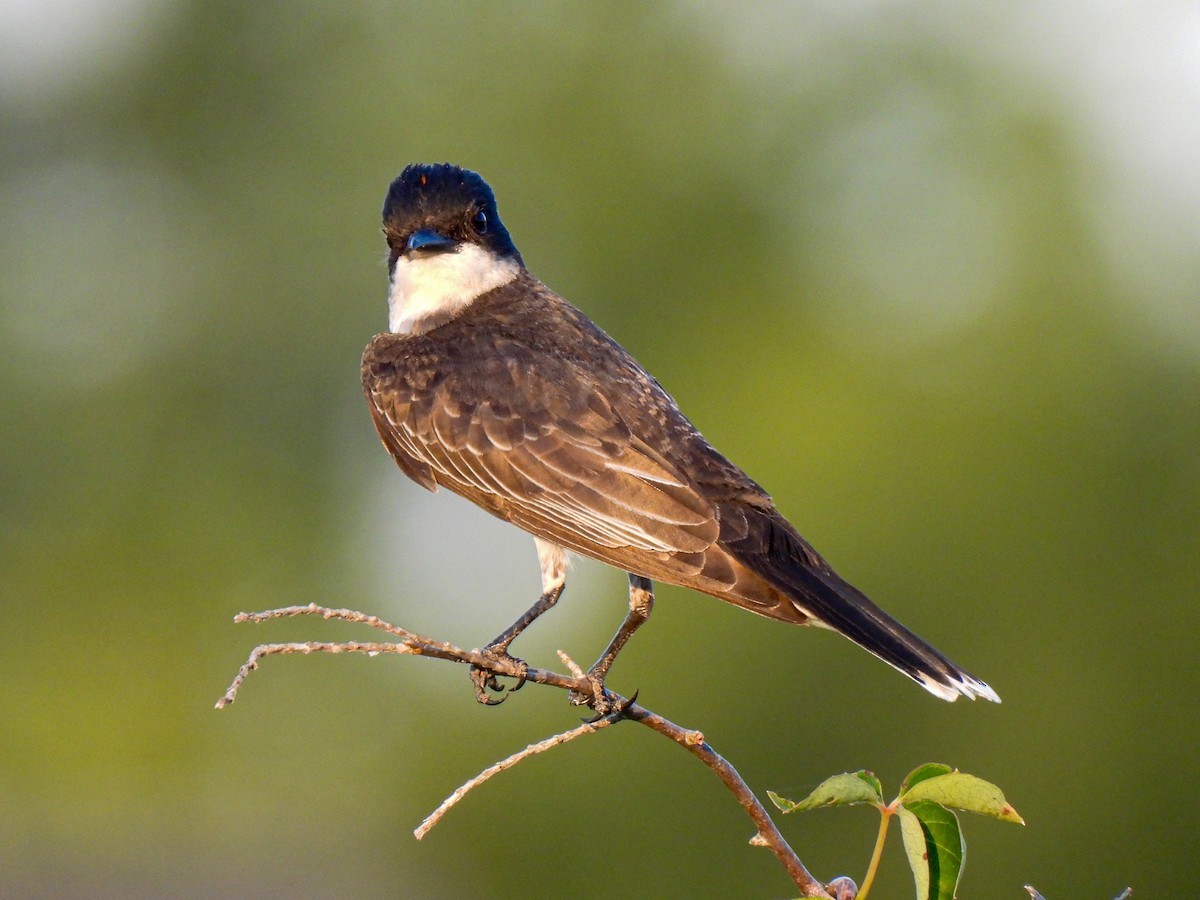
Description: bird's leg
571,574,655,716
469,584,563,703
470,538,567,706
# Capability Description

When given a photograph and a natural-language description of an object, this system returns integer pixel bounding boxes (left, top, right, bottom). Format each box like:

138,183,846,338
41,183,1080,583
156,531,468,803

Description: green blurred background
3,3,1197,897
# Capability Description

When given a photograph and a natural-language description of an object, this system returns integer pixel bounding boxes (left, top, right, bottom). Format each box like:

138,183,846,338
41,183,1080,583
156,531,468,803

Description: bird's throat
388,244,520,334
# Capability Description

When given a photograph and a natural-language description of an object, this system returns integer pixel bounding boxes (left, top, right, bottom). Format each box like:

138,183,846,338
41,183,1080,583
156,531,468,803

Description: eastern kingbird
362,163,998,711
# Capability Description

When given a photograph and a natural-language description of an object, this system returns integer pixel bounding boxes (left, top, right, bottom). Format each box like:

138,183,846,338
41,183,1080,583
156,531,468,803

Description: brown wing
362,302,802,620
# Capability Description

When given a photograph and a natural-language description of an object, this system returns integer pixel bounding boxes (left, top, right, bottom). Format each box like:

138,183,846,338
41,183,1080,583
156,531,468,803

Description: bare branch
621,702,831,898
217,604,590,701
217,604,835,898
233,603,421,639
556,648,585,679
215,640,411,709
414,712,621,840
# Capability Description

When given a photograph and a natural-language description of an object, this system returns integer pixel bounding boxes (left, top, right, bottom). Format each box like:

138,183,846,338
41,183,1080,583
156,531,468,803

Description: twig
217,604,590,706
556,648,585,678
215,641,411,709
620,702,831,898
217,603,836,899
414,712,620,840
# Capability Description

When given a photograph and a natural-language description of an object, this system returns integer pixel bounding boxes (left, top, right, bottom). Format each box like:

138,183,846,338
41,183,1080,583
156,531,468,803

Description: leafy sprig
770,763,1023,899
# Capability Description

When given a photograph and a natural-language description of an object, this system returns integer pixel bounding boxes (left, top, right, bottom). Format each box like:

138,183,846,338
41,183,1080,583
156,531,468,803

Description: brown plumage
362,163,998,704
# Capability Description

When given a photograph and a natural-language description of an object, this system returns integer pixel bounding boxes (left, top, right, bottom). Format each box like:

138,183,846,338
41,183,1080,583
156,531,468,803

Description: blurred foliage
2,2,1198,897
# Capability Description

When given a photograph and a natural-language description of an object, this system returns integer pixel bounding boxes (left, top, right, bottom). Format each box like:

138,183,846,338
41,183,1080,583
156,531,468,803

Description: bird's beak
406,229,458,255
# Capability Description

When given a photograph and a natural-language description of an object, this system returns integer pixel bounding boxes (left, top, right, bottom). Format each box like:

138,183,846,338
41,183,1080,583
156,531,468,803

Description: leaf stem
857,808,892,899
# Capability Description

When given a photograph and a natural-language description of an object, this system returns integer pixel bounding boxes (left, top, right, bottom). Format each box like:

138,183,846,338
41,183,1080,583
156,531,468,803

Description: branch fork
217,603,847,899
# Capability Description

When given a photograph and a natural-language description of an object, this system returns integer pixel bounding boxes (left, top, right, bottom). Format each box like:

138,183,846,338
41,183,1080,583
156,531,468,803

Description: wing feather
373,381,720,559
360,287,795,618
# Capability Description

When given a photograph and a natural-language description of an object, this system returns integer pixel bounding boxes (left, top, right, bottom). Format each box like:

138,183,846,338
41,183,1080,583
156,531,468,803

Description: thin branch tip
414,712,620,840
555,648,585,678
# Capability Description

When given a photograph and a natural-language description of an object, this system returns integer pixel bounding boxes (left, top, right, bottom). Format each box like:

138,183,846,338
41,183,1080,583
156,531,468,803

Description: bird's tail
738,516,999,702
790,564,999,702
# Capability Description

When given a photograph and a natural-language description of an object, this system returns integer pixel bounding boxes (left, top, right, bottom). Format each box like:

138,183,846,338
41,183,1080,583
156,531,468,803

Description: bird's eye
471,209,488,234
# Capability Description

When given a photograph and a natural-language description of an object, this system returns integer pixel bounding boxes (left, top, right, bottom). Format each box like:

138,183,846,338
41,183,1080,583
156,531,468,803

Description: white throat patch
388,243,520,334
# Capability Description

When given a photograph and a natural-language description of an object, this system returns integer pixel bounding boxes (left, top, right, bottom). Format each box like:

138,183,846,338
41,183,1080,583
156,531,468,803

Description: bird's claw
570,674,638,722
469,647,528,707
470,668,507,705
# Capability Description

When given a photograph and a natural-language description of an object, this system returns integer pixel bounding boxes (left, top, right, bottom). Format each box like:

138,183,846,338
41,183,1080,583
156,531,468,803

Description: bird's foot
569,671,637,722
568,672,611,717
469,645,528,706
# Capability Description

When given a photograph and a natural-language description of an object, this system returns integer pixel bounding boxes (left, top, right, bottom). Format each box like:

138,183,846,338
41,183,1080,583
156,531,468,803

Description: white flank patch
388,243,519,334
534,537,569,595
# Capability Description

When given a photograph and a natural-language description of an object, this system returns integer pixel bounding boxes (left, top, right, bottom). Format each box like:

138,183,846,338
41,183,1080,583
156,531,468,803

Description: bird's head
382,164,524,335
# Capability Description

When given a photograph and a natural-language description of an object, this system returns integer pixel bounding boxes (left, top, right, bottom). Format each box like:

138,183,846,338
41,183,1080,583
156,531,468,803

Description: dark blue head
382,164,523,274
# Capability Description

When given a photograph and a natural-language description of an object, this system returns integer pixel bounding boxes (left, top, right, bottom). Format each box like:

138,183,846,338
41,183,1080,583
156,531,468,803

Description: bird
361,163,999,713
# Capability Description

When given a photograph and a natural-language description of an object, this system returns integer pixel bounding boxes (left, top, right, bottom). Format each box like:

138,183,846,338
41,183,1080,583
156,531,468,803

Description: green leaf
898,801,964,900
900,771,1024,824
768,771,883,813
900,763,954,794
